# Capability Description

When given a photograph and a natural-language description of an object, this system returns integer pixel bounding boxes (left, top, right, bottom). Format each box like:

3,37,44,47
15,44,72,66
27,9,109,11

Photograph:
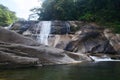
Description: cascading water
90,55,120,62
37,21,51,45
4,23,13,29
65,22,70,34
90,55,112,62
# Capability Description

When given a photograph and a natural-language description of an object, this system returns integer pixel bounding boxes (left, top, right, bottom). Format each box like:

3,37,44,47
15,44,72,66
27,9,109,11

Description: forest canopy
0,4,17,26
33,0,120,21
32,0,120,33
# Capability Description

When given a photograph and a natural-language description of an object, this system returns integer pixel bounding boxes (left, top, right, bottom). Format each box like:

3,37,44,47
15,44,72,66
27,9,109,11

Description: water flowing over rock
10,21,72,49
89,55,113,62
2,21,120,68
89,54,120,62
0,27,91,68
9,21,120,54
37,21,51,45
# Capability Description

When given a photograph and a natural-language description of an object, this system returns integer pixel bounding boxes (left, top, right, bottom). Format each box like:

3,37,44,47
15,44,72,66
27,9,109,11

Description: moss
70,25,81,33
100,22,120,33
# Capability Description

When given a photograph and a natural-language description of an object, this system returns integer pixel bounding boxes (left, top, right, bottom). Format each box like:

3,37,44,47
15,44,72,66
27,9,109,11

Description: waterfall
37,21,51,45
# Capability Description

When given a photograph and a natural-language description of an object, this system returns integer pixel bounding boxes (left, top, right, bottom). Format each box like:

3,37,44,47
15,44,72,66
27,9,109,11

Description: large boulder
0,27,40,46
65,24,116,54
104,29,120,54
0,50,39,68
0,27,91,68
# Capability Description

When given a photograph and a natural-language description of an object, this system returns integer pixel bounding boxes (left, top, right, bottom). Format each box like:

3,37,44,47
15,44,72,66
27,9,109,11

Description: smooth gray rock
104,29,120,54
65,24,116,54
0,27,91,68
0,27,40,46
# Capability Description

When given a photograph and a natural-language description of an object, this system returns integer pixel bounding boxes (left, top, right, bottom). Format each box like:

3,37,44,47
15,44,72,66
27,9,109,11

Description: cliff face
9,21,85,49
1,21,119,68
11,21,119,54
9,21,120,55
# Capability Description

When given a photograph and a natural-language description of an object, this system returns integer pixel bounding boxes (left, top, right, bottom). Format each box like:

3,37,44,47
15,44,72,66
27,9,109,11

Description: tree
34,0,120,21
0,4,17,26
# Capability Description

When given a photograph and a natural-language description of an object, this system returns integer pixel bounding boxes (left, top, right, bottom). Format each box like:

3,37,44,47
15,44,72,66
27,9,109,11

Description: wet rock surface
9,21,120,55
1,21,120,68
0,27,91,68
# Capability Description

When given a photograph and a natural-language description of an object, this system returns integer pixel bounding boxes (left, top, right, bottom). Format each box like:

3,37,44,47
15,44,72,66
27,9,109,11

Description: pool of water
0,62,120,80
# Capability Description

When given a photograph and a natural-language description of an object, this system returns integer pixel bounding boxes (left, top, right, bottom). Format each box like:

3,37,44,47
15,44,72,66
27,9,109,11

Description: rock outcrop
65,23,117,54
0,27,91,68
9,21,120,55
2,21,120,68
104,29,120,54
0,27,39,46
10,21,38,34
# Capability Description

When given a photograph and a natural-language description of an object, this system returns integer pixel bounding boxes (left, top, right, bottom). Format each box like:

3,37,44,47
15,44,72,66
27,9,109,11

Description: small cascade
37,21,51,45
90,55,120,62
61,22,70,34
4,23,13,29
90,55,112,62
65,22,70,34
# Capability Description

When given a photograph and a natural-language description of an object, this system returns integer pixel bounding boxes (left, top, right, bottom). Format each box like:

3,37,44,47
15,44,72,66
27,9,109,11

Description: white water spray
38,21,51,45
4,23,13,29
90,55,120,62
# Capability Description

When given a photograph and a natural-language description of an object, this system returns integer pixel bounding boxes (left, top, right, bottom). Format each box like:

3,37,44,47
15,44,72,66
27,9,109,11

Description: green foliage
103,22,120,33
0,4,17,26
32,0,120,33
34,0,120,21
80,13,95,22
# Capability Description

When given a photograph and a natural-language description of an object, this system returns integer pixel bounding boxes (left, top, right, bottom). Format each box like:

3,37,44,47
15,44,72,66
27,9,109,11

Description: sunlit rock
65,24,116,54
0,27,91,68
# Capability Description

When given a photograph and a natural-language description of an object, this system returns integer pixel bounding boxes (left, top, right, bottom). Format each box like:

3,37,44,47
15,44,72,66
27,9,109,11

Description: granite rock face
10,21,71,35
0,27,40,46
9,21,120,55
65,24,117,54
104,29,120,54
1,21,120,68
0,27,91,68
